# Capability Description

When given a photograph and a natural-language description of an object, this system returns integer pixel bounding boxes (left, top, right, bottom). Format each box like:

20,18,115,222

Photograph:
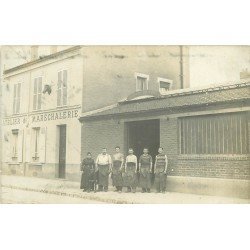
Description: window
13,83,21,114
158,77,173,94
32,127,40,161
135,73,149,91
179,112,249,155
33,77,42,110
11,129,18,159
57,70,67,106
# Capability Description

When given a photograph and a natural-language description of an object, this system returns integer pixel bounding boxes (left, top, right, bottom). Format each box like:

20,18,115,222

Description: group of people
80,146,168,193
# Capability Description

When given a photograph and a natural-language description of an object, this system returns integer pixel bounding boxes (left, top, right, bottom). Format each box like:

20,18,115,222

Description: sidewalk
1,174,249,204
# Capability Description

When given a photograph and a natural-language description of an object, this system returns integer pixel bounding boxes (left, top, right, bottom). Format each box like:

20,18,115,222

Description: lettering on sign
31,109,79,122
2,109,79,125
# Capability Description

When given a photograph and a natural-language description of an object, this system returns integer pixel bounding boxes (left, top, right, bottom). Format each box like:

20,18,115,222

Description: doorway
126,119,160,165
58,125,67,179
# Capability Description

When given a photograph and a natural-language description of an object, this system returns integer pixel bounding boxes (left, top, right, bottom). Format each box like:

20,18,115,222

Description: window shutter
63,70,67,105
57,71,62,106
4,133,12,162
25,129,31,162
37,77,42,110
17,129,23,162
31,128,37,158
16,83,21,113
13,84,17,113
39,127,47,163
33,78,37,110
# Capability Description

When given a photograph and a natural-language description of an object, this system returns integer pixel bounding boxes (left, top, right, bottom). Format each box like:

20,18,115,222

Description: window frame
157,77,173,94
135,73,149,92
178,112,249,156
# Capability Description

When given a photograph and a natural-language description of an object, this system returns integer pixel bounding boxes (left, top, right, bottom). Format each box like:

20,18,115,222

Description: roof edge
4,45,82,75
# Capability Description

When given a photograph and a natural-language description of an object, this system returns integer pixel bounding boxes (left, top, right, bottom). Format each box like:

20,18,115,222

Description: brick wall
81,118,125,161
81,111,250,180
160,115,250,180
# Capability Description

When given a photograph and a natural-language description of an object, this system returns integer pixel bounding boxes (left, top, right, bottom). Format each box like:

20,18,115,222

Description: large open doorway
58,125,67,179
126,119,160,165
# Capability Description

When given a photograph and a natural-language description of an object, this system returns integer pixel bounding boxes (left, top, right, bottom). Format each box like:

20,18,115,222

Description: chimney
31,45,38,60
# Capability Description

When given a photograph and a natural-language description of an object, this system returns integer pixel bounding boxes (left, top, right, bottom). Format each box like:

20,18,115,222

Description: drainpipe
179,45,184,89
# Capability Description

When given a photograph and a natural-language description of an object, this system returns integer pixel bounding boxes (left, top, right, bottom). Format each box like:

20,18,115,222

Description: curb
2,184,135,204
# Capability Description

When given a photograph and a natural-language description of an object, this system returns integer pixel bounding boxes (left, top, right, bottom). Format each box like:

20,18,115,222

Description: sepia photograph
0,45,249,204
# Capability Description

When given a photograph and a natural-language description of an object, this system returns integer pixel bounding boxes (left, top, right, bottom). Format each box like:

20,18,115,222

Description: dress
112,153,124,187
154,153,167,191
80,158,96,190
139,154,152,189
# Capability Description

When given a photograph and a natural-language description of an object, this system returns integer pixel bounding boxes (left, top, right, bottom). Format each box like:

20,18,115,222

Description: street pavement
1,174,249,204
1,187,105,204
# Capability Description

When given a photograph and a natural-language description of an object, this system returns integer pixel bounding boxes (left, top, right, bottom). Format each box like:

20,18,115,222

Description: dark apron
98,164,110,187
112,160,123,187
123,162,137,188
139,163,151,189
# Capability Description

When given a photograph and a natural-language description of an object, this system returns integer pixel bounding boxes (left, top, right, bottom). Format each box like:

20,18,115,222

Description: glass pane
57,89,61,106
63,87,67,106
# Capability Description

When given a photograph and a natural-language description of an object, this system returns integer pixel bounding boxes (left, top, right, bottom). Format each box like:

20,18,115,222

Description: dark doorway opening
58,125,67,179
126,119,160,166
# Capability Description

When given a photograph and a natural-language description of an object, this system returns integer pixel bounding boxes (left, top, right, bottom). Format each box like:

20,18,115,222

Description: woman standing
139,148,152,193
80,152,96,192
111,146,124,192
123,148,138,193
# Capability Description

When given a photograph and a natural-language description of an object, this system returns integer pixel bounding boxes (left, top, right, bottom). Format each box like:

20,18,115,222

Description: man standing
123,148,138,193
139,148,152,193
96,148,112,192
154,147,168,193
111,146,124,193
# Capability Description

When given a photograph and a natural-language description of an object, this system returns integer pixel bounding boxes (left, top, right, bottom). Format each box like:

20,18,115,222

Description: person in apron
154,147,168,193
80,152,96,192
95,148,112,192
139,148,153,193
123,148,138,193
111,146,124,193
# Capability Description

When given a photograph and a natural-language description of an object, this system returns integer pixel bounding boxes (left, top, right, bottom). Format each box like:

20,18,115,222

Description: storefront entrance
126,119,160,165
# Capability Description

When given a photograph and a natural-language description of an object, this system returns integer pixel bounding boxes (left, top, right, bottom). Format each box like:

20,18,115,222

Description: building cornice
3,46,82,77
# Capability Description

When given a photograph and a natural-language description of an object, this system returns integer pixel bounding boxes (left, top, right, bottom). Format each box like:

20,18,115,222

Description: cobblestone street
1,175,249,204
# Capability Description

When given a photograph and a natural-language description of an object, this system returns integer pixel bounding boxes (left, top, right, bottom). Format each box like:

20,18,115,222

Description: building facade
2,46,83,181
2,45,189,181
80,83,250,199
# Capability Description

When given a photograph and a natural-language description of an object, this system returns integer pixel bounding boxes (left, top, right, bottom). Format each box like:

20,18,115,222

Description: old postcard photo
0,45,249,204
